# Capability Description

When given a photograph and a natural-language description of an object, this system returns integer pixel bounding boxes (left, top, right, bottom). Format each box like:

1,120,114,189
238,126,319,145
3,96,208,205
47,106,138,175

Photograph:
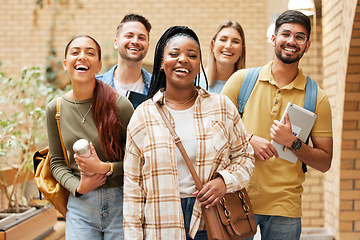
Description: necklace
165,91,197,105
74,100,92,123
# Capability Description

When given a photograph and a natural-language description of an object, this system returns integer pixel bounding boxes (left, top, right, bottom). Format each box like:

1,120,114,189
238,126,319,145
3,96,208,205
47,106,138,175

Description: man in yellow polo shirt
221,10,333,240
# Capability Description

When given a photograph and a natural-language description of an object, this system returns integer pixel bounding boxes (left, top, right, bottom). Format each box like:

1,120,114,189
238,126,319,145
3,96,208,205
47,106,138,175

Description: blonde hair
207,20,246,86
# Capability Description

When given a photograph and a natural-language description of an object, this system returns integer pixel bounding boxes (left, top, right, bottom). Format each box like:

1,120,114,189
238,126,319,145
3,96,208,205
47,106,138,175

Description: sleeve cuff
216,170,236,193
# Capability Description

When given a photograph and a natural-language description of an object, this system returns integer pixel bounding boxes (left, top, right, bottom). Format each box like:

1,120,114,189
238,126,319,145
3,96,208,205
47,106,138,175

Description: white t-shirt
166,105,197,198
114,75,144,96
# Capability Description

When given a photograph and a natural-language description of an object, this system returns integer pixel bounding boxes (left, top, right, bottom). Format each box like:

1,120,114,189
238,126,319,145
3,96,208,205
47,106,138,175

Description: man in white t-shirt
97,13,152,106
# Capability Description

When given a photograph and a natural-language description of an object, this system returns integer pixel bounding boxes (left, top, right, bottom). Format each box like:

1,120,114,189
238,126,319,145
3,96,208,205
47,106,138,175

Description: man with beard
221,10,333,240
97,13,152,99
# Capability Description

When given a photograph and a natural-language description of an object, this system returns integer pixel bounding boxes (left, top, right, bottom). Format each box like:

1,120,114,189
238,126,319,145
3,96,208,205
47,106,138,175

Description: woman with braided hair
123,26,254,240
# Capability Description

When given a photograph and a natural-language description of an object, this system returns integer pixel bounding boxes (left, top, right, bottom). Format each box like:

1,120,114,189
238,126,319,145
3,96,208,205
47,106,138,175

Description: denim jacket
96,64,152,95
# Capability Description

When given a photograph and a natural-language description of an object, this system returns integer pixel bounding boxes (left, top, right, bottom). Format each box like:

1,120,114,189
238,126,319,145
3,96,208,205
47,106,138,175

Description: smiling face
63,36,102,82
115,21,150,62
212,27,244,66
272,23,310,64
162,35,200,90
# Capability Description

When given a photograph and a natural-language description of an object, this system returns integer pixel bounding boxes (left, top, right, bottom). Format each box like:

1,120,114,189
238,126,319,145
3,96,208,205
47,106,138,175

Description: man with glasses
221,10,333,240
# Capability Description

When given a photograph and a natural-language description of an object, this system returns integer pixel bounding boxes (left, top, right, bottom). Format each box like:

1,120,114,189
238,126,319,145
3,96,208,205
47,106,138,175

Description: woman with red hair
46,35,133,239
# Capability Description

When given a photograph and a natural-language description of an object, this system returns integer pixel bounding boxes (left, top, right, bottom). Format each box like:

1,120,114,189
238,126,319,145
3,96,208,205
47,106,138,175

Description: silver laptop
271,102,317,163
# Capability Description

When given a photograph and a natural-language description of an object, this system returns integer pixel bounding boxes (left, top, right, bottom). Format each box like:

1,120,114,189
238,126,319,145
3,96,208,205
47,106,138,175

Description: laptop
271,102,317,163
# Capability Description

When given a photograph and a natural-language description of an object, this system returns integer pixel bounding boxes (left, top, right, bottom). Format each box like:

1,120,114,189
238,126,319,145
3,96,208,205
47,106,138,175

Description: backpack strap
302,76,318,173
304,76,317,113
238,68,318,173
237,67,262,117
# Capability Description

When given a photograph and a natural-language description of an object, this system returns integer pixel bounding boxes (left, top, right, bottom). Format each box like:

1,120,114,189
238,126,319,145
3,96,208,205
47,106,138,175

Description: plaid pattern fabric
123,87,255,239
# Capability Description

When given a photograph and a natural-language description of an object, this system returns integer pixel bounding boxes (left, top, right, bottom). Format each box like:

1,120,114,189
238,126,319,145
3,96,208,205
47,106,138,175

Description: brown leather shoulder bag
155,101,256,240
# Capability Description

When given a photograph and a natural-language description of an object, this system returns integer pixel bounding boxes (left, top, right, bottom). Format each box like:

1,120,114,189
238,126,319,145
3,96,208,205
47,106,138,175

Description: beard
275,44,305,64
120,52,146,62
119,48,147,62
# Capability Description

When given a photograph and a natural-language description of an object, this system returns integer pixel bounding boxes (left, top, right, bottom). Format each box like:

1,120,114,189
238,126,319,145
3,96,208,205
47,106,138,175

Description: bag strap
155,101,254,239
304,76,317,113
302,76,318,172
154,101,203,191
56,97,69,167
237,69,318,115
237,67,262,117
237,68,318,173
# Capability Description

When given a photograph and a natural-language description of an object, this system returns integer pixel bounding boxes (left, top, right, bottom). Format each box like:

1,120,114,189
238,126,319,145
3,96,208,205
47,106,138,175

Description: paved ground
42,220,65,240
40,222,332,240
40,221,259,240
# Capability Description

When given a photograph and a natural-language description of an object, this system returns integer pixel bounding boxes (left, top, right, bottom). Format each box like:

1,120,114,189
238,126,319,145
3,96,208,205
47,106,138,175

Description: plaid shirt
123,87,254,239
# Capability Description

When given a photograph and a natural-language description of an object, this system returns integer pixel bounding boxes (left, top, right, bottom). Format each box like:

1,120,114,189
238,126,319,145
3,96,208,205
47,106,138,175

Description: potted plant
0,62,64,239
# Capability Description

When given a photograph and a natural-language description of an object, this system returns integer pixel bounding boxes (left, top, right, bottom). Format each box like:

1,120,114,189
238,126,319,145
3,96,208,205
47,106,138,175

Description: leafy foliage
0,62,65,210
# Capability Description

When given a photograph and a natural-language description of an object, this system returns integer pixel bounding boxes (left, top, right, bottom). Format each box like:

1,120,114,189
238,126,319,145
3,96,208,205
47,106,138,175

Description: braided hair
147,26,207,98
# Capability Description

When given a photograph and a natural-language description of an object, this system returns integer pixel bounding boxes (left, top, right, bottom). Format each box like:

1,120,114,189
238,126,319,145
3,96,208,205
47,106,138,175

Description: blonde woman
200,20,246,93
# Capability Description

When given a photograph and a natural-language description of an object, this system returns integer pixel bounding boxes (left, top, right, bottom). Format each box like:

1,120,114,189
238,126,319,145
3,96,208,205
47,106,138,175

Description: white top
166,105,196,198
114,75,144,96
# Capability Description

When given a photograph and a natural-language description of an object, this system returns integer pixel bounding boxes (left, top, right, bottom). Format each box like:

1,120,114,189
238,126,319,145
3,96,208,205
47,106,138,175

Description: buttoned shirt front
123,87,254,239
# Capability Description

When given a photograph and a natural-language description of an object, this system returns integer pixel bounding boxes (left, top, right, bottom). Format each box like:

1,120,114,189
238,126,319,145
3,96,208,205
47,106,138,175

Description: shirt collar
152,88,165,105
259,61,307,90
195,86,211,98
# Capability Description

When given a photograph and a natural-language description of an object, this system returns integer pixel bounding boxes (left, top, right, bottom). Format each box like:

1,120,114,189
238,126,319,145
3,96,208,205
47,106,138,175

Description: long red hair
92,80,124,161
65,35,124,161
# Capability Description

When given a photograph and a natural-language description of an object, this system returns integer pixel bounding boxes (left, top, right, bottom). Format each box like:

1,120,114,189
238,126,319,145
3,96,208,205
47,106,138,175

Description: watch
75,189,83,198
291,138,302,151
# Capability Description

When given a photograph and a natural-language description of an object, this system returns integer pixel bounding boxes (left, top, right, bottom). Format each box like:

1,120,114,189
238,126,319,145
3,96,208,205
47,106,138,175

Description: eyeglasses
277,31,308,44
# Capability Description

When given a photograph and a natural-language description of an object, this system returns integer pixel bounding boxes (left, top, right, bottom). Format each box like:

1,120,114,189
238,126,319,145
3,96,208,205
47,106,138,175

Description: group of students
47,9,333,240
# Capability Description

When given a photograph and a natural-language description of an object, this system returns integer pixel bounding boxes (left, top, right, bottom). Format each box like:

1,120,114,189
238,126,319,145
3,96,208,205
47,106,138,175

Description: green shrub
0,62,65,210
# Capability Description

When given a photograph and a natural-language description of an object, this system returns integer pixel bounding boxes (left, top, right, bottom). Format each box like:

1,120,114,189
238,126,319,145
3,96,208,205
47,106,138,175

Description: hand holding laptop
270,102,317,163
270,112,297,148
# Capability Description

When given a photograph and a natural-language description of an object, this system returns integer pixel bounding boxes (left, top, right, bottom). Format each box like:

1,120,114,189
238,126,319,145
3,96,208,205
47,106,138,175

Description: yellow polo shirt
221,61,332,217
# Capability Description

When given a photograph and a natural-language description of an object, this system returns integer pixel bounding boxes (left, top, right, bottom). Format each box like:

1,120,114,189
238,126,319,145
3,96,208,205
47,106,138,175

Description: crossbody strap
154,101,203,191
56,97,69,167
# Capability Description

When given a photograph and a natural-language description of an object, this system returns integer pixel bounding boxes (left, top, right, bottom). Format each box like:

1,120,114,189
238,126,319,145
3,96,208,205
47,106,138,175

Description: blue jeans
66,187,124,240
181,197,208,240
245,214,301,240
